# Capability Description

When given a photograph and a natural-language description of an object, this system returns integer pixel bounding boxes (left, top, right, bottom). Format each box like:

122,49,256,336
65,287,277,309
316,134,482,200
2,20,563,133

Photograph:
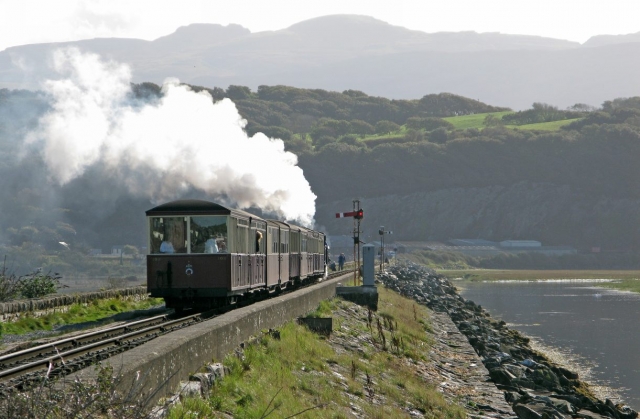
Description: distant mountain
1,14,640,109
583,32,640,47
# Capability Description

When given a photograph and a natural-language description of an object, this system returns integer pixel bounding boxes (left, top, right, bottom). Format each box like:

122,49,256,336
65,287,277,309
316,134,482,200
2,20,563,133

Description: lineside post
353,200,361,285
335,201,364,286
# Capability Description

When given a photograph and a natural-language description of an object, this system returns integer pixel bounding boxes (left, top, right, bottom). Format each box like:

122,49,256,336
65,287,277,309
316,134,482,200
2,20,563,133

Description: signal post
335,200,364,285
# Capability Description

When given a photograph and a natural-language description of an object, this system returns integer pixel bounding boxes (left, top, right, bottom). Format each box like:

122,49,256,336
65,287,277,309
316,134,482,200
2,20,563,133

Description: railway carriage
146,199,327,311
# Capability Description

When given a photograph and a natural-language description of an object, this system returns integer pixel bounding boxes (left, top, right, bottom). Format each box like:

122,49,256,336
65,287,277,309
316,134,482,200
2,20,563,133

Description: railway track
0,270,351,392
0,312,205,392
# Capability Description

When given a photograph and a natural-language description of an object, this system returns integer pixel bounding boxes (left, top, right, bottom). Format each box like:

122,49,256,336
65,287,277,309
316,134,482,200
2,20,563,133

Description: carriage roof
146,199,263,221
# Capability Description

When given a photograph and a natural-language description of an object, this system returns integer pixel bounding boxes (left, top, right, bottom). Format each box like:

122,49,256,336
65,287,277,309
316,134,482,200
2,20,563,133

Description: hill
3,15,640,109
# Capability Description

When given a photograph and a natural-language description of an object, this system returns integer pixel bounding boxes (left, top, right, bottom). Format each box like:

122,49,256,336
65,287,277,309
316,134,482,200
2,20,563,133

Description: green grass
0,297,164,336
326,112,580,147
509,118,581,131
443,112,582,132
440,269,640,293
169,288,465,418
361,126,409,141
443,111,514,129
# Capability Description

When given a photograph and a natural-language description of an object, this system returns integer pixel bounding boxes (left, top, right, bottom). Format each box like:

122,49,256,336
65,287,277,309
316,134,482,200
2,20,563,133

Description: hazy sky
2,0,640,52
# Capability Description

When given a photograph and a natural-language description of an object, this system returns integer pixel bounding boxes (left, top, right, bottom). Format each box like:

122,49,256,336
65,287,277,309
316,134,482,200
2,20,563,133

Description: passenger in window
205,236,218,254
160,240,175,254
255,231,263,253
218,240,227,252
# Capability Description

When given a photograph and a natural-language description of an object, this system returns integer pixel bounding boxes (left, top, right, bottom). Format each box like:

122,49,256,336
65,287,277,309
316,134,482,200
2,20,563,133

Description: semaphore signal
335,209,363,219
335,201,363,285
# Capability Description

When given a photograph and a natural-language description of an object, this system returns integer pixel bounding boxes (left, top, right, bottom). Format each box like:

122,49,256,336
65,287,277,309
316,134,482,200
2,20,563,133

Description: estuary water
457,280,640,410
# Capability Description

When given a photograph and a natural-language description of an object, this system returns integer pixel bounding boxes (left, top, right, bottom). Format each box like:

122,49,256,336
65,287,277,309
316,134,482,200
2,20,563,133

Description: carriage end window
190,216,229,254
149,217,188,254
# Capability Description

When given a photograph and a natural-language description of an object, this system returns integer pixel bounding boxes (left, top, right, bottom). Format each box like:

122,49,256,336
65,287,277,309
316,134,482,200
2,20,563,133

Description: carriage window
190,216,228,254
235,223,248,253
149,217,188,254
280,231,289,253
269,227,279,254
252,228,265,254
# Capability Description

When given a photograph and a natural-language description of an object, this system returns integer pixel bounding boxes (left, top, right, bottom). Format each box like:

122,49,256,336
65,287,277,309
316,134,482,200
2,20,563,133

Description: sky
2,0,640,52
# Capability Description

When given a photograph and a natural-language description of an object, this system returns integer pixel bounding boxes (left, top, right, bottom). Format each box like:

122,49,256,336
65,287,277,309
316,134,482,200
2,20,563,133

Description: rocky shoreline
378,262,638,419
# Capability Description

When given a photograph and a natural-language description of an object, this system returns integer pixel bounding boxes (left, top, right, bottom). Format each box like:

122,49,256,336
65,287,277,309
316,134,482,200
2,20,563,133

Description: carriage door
280,227,290,283
266,225,280,287
233,218,249,288
250,222,266,287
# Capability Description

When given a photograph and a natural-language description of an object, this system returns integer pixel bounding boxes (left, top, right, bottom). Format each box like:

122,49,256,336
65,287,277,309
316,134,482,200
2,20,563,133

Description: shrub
0,259,21,302
18,271,62,299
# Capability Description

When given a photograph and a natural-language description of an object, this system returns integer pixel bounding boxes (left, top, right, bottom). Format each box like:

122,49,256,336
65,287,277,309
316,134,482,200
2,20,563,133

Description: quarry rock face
377,262,638,419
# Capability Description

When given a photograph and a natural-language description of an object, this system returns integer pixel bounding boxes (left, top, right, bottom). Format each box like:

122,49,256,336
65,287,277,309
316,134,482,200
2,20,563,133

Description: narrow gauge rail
0,313,170,369
0,313,203,392
0,270,349,393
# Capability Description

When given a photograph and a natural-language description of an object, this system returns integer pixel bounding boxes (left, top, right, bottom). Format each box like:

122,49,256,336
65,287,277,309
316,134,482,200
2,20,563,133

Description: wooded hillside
2,85,640,272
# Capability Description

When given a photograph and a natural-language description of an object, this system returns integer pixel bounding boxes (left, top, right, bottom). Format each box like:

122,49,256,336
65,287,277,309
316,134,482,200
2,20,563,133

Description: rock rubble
378,261,638,419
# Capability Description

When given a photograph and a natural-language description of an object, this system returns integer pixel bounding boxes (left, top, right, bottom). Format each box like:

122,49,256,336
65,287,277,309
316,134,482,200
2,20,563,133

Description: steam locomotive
146,200,328,311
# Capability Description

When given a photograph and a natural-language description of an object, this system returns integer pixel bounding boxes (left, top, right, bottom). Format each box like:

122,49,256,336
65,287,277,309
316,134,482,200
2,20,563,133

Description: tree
310,118,351,140
428,127,449,144
257,126,293,141
123,245,139,255
483,114,504,127
568,103,596,112
285,135,313,154
406,117,454,131
313,135,337,150
404,129,424,142
349,120,374,137
338,134,360,146
375,120,401,135
226,85,253,100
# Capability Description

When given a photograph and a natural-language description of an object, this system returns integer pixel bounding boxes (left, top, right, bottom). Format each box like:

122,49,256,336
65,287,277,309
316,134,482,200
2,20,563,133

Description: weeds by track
0,270,351,393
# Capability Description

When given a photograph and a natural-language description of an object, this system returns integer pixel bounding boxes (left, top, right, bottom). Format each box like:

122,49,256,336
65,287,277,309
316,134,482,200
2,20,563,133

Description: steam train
146,200,328,311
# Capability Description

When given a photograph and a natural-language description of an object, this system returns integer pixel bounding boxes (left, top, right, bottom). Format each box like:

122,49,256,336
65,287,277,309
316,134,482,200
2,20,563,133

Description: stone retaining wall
68,273,352,407
0,286,149,321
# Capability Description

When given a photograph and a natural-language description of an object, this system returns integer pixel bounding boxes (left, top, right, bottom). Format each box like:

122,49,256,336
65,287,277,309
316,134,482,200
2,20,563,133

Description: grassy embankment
443,112,581,131
0,296,164,337
440,269,640,293
167,286,466,419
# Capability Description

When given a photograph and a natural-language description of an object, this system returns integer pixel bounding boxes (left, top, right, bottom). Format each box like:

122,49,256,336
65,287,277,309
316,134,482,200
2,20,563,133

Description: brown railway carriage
146,199,327,310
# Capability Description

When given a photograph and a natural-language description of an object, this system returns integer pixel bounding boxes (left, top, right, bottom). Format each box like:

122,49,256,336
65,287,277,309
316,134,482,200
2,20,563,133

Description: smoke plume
25,48,317,225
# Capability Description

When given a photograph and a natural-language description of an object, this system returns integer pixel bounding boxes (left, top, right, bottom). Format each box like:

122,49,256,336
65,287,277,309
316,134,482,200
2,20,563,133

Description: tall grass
169,288,465,418
0,297,164,336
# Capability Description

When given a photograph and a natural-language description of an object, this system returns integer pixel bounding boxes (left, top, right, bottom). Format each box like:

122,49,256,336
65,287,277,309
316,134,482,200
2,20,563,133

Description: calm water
458,280,640,410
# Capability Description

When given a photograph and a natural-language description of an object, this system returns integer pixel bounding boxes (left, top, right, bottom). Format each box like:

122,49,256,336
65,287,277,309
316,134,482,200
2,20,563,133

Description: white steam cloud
26,48,316,225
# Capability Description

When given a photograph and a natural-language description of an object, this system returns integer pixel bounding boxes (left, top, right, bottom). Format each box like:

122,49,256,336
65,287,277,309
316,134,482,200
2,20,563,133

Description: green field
332,111,581,145
360,125,408,141
444,112,581,131
512,118,581,131
443,111,514,129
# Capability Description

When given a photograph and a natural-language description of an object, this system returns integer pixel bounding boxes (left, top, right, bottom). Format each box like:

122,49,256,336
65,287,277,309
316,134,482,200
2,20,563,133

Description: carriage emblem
185,263,194,276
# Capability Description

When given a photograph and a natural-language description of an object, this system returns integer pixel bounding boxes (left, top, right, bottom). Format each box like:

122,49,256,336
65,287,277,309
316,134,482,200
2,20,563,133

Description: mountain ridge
1,14,639,109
